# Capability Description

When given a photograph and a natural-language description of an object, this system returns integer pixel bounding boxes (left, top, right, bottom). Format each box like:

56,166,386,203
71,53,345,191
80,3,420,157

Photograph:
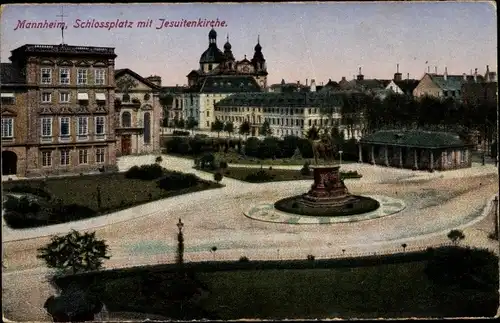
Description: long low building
358,130,473,171
214,92,364,139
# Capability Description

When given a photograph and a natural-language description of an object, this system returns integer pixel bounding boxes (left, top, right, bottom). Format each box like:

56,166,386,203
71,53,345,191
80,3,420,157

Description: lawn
55,250,499,320
196,166,362,183
167,151,354,166
2,172,223,228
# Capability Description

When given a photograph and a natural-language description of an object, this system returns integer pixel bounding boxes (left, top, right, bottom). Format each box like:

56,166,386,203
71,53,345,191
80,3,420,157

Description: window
1,94,15,104
77,117,88,136
77,69,88,85
451,91,456,97
42,151,52,167
60,117,70,137
41,68,52,84
60,149,70,166
60,92,70,103
121,112,131,127
208,64,213,71
59,68,70,84
41,93,52,103
443,91,448,97
95,116,105,135
1,118,13,138
206,111,210,117
96,148,105,163
78,149,88,164
447,151,453,165
122,93,130,102
95,69,106,85
41,118,52,137
143,112,151,144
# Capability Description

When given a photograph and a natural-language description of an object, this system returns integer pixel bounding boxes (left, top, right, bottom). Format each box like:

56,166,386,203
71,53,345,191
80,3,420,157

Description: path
2,154,499,321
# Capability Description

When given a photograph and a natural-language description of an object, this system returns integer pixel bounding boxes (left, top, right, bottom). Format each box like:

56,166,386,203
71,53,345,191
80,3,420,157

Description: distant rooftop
360,129,470,149
10,44,117,60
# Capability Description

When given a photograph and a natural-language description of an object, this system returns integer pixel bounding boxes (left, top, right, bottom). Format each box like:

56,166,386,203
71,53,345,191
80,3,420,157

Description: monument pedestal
299,165,356,208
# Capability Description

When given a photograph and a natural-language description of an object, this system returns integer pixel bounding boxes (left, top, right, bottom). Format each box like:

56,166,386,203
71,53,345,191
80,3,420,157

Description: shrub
300,161,311,176
37,230,110,274
125,164,164,180
200,153,216,169
244,170,274,183
155,156,163,163
5,185,51,200
4,196,41,214
157,172,200,190
307,254,315,261
239,256,250,262
214,172,223,183
245,137,261,157
172,130,190,136
219,160,228,169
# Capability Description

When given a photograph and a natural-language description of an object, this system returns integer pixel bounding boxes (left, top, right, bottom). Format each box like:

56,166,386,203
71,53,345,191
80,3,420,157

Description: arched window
121,111,131,128
143,112,151,144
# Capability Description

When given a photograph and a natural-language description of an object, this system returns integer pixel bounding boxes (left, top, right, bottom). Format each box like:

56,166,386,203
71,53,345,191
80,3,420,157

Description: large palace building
173,29,267,130
1,44,117,177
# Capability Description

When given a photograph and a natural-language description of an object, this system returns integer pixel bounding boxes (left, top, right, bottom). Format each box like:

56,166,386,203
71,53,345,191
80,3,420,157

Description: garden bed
196,166,362,183
2,170,223,229
53,247,499,320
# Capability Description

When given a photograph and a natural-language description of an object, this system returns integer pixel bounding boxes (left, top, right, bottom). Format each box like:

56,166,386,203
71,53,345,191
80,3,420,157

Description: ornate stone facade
1,44,117,177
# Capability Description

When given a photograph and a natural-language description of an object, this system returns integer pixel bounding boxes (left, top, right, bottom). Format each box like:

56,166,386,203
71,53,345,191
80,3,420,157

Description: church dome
199,46,225,64
224,41,232,50
209,28,217,39
254,42,262,51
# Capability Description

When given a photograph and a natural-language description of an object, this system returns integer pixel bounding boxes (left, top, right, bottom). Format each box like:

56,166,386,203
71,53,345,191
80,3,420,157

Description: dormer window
208,64,213,71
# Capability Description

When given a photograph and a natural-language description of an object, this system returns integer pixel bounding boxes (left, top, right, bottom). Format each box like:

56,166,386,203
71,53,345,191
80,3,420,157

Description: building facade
358,130,473,171
174,29,267,130
413,68,486,100
1,44,117,177
114,69,162,156
214,92,349,138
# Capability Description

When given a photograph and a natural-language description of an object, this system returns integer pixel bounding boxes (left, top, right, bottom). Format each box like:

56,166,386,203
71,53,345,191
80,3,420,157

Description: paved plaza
2,154,499,321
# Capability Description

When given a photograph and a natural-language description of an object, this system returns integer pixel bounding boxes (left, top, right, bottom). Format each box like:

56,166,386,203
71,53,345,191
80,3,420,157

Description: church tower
223,34,236,72
251,35,268,88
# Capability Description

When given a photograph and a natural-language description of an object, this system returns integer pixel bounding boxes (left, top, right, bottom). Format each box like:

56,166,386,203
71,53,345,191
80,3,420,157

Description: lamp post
339,150,343,167
176,218,184,266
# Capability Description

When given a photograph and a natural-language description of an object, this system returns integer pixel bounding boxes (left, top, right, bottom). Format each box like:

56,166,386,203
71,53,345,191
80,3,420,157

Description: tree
401,243,407,252
37,230,110,275
224,121,234,137
447,229,465,245
186,116,198,134
211,119,224,137
239,121,251,139
259,120,272,137
214,172,223,183
176,220,184,267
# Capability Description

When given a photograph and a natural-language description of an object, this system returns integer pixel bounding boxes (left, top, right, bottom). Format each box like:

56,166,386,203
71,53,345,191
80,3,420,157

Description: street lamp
177,218,184,233
338,150,343,166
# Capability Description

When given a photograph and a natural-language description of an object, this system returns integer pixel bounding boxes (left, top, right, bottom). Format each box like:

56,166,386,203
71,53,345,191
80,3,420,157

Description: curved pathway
2,154,499,321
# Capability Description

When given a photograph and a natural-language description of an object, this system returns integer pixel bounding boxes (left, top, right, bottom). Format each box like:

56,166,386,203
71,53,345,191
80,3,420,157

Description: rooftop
428,73,485,91
10,44,117,60
215,92,353,108
0,63,25,85
360,129,469,148
186,75,262,93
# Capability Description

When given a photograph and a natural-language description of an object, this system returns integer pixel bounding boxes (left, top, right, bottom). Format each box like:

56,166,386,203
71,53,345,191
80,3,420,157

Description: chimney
310,79,317,92
434,66,437,74
341,76,346,81
474,68,478,82
306,79,308,86
357,67,364,81
394,63,402,81
407,73,410,80
427,66,430,73
485,65,490,82
443,67,448,81
463,73,467,81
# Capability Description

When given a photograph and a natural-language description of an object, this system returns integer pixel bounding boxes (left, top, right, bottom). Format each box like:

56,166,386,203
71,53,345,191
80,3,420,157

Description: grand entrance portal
2,150,17,175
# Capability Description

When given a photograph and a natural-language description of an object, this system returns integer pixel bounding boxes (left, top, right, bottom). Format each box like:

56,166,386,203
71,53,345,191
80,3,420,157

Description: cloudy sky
1,2,497,86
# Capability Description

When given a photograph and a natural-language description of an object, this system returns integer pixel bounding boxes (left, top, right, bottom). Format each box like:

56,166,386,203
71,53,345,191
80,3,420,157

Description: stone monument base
274,165,380,217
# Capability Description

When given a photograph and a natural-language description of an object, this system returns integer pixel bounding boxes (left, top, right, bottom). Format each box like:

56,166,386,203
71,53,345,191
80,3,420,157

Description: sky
1,2,497,86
